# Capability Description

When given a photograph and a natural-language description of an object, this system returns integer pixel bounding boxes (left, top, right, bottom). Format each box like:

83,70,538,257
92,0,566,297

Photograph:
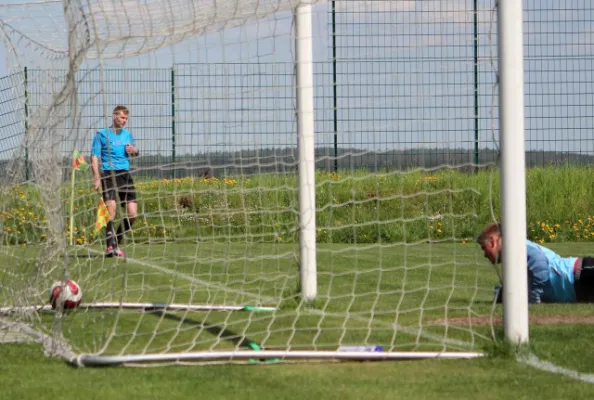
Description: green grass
1,241,497,355
2,336,594,400
3,167,594,397
3,242,594,398
6,165,594,246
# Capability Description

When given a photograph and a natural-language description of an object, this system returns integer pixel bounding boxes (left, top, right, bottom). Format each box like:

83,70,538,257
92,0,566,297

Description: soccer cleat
105,246,114,257
113,247,125,258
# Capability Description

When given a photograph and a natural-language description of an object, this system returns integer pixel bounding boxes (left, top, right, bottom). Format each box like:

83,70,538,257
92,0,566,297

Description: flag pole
69,151,88,246
69,163,76,246
68,151,79,246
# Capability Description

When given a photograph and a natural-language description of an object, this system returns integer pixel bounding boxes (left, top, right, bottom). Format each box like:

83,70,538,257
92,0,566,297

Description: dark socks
106,220,116,248
116,217,132,245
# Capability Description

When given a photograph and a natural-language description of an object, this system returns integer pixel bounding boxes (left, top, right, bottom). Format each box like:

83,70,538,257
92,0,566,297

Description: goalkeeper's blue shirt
91,128,136,171
526,240,577,304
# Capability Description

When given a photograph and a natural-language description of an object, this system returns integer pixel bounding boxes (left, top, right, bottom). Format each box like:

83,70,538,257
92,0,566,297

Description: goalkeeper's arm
527,248,549,303
493,284,503,303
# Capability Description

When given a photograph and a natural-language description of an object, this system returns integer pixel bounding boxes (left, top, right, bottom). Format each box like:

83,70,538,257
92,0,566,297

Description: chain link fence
0,1,592,180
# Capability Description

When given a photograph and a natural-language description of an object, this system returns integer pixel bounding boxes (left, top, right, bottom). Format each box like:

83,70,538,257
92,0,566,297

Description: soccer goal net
0,0,524,366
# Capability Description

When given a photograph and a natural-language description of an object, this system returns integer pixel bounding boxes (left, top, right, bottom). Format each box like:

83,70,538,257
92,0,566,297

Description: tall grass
2,165,594,245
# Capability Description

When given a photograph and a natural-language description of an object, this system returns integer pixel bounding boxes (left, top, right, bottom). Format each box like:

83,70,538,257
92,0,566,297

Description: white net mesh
0,0,499,366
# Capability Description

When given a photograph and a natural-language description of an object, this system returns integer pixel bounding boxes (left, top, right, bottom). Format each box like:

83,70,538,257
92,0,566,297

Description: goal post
498,0,529,344
295,1,318,302
0,0,533,366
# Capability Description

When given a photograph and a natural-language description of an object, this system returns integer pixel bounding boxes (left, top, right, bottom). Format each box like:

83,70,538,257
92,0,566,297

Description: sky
0,0,592,162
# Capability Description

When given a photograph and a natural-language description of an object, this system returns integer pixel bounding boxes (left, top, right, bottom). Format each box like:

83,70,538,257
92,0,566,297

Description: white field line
84,248,277,305
519,352,594,384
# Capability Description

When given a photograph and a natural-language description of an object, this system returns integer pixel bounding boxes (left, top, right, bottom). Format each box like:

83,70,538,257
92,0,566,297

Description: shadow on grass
148,311,256,349
147,311,281,364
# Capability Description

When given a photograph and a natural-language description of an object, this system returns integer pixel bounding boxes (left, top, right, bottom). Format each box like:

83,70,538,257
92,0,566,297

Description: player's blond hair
113,105,129,115
476,223,502,244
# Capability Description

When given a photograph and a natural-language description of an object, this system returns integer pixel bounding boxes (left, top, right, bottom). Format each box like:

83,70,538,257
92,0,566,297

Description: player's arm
526,246,548,304
125,144,139,157
493,284,503,303
91,132,102,191
125,133,139,157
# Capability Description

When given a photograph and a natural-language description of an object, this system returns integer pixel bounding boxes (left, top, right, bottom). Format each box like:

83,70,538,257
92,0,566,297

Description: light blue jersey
91,128,136,171
526,240,577,303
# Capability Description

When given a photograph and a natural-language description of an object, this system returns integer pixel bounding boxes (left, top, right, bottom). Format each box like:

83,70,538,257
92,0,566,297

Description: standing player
91,105,139,257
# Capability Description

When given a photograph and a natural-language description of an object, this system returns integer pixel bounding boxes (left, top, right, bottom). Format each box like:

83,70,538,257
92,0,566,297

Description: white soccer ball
49,279,82,310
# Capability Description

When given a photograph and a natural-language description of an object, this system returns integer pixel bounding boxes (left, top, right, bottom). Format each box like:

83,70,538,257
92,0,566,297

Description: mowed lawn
1,242,594,399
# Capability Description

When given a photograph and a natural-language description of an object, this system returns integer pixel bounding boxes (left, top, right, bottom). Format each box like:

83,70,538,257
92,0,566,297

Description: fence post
171,67,176,179
473,0,479,168
331,0,338,173
24,67,29,181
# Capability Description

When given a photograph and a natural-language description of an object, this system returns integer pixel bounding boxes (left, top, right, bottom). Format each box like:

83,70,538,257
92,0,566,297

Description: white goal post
497,0,529,344
0,0,527,367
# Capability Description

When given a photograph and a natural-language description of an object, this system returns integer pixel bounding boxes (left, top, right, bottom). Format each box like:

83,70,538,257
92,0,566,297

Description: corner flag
95,199,109,232
72,150,89,171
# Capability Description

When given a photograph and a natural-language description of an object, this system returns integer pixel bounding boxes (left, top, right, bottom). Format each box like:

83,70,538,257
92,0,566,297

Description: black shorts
574,257,594,302
101,170,137,205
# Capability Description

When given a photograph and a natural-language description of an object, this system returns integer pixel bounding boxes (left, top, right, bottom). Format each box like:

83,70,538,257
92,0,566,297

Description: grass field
3,166,594,397
6,165,594,247
2,241,496,355
2,242,594,399
3,342,594,400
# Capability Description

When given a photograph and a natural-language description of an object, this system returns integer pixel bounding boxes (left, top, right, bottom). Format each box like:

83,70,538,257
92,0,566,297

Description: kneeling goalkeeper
477,223,594,303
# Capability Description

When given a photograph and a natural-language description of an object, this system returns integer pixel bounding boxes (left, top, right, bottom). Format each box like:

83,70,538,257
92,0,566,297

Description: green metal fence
0,0,592,179
0,72,27,181
329,0,594,167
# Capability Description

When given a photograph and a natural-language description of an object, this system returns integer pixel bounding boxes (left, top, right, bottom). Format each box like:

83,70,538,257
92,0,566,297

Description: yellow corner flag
95,199,109,232
72,150,89,171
